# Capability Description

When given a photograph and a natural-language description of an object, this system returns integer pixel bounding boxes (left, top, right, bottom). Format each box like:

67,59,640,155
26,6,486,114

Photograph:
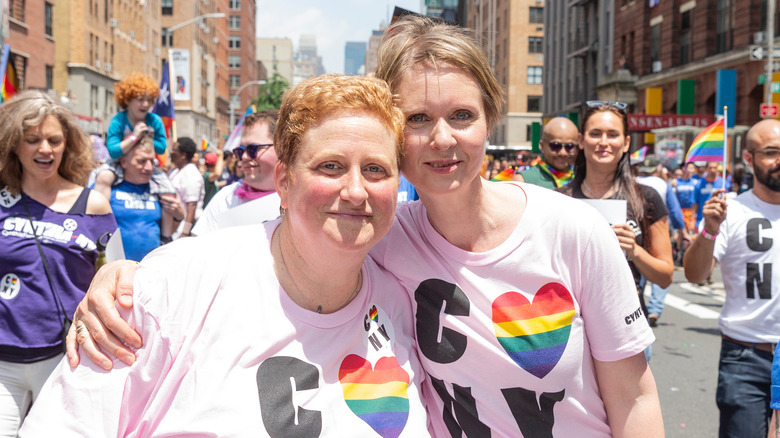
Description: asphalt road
646,267,725,437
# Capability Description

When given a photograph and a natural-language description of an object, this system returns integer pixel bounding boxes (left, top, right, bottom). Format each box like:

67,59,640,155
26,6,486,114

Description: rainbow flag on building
0,44,19,104
685,118,724,164
491,166,516,181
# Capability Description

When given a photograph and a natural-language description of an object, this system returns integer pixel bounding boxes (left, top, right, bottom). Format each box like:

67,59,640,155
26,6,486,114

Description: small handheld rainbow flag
491,166,516,181
629,146,648,165
201,137,209,151
685,118,724,164
0,44,19,104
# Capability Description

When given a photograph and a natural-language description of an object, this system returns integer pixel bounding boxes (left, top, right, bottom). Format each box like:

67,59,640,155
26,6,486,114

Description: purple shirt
0,188,116,362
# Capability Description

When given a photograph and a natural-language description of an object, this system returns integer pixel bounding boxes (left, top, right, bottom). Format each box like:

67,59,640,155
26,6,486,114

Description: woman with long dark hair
560,102,674,308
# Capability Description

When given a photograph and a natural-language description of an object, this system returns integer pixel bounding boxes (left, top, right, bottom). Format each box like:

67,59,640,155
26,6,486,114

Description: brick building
6,0,56,92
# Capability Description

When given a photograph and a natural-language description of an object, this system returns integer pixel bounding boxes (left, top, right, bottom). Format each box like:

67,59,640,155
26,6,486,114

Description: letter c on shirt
257,356,322,437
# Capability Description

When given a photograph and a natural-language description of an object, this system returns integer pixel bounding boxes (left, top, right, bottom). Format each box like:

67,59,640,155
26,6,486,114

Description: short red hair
114,72,159,109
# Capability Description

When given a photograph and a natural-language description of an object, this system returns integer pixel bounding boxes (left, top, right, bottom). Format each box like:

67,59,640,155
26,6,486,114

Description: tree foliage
251,73,289,110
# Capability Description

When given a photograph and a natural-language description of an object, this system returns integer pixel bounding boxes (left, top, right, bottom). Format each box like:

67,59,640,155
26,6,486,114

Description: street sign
760,103,779,118
772,82,780,93
750,45,780,60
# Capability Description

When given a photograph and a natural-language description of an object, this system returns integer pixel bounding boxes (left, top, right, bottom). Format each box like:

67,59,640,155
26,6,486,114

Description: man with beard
191,110,280,236
514,117,578,189
684,119,780,438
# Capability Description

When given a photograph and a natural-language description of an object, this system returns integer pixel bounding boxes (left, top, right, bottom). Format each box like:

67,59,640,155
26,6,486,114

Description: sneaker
648,314,659,327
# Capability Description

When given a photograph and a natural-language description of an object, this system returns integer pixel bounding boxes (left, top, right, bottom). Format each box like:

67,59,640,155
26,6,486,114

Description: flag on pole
629,146,648,165
490,166,516,181
201,137,209,151
0,44,19,104
224,104,257,152
152,60,175,139
685,118,725,164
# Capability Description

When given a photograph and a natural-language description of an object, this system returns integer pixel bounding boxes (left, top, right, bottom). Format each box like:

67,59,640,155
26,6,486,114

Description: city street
646,267,725,437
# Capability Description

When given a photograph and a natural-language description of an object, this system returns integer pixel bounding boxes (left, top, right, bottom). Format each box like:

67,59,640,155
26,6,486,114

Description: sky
256,0,423,74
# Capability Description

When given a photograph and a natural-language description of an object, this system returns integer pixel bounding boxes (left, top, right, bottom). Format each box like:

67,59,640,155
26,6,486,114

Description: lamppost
230,80,266,132
162,12,226,56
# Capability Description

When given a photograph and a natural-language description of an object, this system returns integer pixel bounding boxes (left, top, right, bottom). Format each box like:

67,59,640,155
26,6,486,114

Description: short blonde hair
275,74,405,168
0,90,95,195
375,15,504,131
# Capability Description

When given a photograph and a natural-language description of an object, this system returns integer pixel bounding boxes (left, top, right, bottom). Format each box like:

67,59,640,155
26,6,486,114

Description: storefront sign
628,114,716,131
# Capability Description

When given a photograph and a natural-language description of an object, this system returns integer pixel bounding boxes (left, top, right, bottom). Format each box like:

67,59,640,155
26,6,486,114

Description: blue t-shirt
111,181,161,261
674,177,700,209
695,177,725,222
397,175,419,203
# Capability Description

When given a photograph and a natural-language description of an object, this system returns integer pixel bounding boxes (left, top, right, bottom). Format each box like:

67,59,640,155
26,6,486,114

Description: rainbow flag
685,118,724,164
201,137,209,151
491,166,516,181
0,44,19,104
223,104,257,152
629,146,648,165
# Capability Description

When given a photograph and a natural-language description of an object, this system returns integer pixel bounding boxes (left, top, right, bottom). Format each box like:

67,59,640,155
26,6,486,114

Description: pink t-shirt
20,221,429,437
371,183,654,437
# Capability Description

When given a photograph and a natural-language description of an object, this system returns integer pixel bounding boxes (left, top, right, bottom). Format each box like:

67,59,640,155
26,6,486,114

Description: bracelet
701,228,719,241
128,134,138,143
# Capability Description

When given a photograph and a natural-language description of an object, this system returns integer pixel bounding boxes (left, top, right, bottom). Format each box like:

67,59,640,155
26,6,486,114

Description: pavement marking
644,283,723,320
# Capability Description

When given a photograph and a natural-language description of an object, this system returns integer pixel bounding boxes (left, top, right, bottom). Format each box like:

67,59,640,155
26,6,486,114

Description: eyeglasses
234,143,273,161
586,100,628,112
547,141,577,152
752,147,780,161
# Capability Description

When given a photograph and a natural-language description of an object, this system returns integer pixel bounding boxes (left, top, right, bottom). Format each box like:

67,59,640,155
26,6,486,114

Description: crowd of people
1,13,778,438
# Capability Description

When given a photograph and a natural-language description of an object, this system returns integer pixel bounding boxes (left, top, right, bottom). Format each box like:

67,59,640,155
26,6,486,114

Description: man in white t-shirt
684,119,780,438
191,110,281,236
168,137,204,238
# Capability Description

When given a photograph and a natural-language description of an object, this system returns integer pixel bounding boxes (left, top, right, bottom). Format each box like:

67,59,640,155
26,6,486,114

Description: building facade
344,41,366,75
226,0,257,140
464,0,544,146
256,37,294,84
542,0,616,122
292,34,325,85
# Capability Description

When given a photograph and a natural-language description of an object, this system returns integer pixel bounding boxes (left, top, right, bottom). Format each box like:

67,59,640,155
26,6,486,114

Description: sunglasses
234,143,273,161
586,100,628,112
547,141,577,152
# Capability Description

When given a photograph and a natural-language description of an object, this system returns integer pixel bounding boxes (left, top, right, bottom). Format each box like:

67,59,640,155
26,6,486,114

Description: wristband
701,228,719,241
128,134,138,143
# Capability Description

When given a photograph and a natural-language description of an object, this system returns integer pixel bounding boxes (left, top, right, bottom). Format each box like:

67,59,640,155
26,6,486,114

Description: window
162,28,172,47
680,11,692,65
10,0,25,21
45,65,53,90
716,0,731,53
229,36,241,49
230,74,241,89
90,85,99,118
527,95,541,112
529,7,543,24
229,0,240,10
527,66,543,84
529,36,543,54
650,24,660,67
229,55,241,69
229,15,241,30
44,2,53,36
161,0,172,15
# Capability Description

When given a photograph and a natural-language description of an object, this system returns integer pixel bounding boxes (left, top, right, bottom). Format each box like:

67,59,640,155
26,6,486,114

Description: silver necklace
582,179,618,199
277,229,362,314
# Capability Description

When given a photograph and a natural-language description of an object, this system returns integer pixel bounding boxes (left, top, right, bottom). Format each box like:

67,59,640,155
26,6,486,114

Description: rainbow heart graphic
339,354,410,438
492,282,575,378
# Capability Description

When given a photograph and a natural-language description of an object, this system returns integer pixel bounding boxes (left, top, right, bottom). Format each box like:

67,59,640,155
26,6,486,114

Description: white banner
171,49,190,101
